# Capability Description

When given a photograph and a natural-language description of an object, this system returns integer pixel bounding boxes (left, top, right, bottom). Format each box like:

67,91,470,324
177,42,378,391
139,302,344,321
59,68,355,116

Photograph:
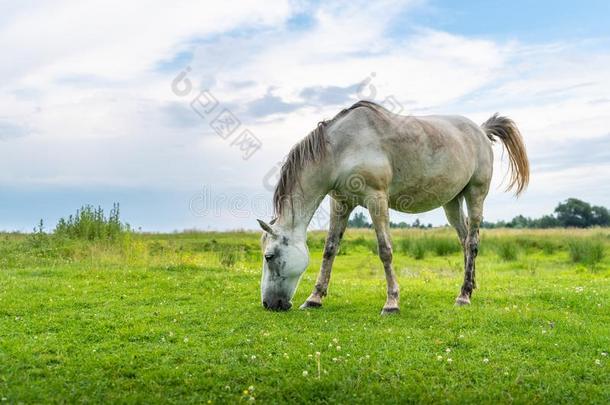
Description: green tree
347,212,371,228
591,205,610,226
555,198,593,228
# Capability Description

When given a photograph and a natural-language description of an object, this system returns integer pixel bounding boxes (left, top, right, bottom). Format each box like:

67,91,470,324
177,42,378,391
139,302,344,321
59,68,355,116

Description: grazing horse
258,100,529,313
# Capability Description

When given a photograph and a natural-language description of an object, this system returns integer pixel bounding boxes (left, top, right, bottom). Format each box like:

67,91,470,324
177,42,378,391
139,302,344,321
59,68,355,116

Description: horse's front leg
368,193,400,315
300,199,353,309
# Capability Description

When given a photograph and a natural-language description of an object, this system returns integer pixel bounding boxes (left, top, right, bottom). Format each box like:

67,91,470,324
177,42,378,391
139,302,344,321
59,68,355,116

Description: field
0,228,609,403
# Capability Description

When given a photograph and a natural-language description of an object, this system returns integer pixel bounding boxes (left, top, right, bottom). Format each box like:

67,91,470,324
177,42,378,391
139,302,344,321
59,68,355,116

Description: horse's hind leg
456,183,488,305
443,195,467,249
300,198,353,309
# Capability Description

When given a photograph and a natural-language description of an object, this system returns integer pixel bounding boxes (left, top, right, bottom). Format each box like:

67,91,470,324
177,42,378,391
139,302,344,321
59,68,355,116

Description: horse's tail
482,114,530,196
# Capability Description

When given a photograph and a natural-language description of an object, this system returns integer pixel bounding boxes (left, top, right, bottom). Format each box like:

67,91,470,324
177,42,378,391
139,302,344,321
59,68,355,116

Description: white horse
258,101,529,313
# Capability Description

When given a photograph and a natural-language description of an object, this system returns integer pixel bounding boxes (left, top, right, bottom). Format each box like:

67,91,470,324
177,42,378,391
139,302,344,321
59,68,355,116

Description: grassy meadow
0,227,609,403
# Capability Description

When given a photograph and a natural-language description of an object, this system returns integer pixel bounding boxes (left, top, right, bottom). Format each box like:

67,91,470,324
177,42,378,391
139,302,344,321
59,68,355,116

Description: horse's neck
276,167,329,239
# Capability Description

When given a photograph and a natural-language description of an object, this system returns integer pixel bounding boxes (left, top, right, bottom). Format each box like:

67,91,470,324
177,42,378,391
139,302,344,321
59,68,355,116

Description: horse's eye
264,253,275,262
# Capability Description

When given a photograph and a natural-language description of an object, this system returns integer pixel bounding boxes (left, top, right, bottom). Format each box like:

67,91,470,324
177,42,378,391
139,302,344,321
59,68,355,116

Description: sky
0,0,609,232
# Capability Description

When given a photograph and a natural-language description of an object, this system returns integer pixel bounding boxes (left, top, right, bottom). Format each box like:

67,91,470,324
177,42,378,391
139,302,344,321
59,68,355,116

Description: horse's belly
387,165,473,213
388,182,464,213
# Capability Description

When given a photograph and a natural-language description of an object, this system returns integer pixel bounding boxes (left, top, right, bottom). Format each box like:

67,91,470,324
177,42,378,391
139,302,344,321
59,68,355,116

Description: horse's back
327,106,493,212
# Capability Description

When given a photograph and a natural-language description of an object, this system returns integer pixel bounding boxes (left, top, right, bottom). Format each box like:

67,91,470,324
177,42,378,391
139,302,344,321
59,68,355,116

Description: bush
568,239,605,267
54,203,130,241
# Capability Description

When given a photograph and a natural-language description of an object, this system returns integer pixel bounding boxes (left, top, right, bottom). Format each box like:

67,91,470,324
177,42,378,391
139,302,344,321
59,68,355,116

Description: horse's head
257,219,309,311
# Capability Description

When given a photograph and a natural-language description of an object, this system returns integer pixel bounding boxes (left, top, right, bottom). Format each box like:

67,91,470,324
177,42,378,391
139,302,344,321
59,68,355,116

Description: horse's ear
257,219,277,236
269,218,277,225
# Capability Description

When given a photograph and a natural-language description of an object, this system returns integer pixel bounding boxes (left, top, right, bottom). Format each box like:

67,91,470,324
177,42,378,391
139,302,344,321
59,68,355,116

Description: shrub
54,203,130,241
26,219,49,249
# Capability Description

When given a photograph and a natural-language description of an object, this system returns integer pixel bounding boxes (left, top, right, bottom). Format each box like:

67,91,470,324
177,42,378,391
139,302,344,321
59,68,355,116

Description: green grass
0,228,609,403
568,238,605,268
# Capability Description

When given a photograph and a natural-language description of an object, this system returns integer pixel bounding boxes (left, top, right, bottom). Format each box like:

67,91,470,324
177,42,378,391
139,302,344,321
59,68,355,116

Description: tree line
347,198,610,229
482,198,609,228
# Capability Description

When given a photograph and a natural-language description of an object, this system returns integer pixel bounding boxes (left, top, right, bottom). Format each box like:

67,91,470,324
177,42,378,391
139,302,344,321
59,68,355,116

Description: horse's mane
273,100,386,217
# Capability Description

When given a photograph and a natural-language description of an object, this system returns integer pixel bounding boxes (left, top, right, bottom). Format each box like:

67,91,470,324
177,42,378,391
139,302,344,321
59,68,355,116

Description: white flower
437,355,443,361
602,352,608,357
595,359,601,366
183,337,189,343
336,346,341,351
332,357,338,362
250,355,256,360
302,370,308,377
483,358,489,363
332,338,339,344
447,358,453,363
445,348,451,353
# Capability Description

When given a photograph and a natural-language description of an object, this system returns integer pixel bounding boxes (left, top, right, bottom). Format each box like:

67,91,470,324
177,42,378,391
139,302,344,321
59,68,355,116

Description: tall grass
218,247,243,268
398,236,461,260
495,240,520,261
568,238,605,268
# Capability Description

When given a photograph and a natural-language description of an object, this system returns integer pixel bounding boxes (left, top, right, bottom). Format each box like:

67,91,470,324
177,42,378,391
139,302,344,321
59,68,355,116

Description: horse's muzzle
262,297,292,311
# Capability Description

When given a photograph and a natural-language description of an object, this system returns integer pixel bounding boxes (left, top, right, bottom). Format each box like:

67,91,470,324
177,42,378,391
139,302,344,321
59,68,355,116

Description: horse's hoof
381,307,400,315
300,300,322,309
455,296,471,306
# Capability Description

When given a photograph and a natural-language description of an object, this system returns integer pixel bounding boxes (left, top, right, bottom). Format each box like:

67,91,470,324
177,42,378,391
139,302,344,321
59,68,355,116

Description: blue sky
0,0,609,231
